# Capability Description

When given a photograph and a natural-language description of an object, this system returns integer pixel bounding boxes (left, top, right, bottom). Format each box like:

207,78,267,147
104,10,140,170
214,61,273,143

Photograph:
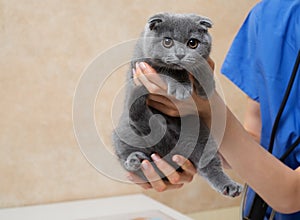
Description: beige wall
0,0,259,214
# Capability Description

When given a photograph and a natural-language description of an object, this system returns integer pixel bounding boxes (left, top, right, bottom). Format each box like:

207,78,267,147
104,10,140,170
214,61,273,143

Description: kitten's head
142,13,212,69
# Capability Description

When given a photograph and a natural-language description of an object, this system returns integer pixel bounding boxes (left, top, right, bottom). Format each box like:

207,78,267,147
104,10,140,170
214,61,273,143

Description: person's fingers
147,94,181,117
135,63,164,94
139,62,168,90
126,172,152,190
132,68,142,86
173,155,197,176
207,57,215,71
147,94,178,110
151,153,183,184
151,154,195,184
127,169,183,192
140,160,170,192
147,99,179,117
148,94,181,106
128,156,195,192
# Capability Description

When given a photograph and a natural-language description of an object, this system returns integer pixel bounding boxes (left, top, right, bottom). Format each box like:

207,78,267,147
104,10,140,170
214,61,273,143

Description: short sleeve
221,6,261,101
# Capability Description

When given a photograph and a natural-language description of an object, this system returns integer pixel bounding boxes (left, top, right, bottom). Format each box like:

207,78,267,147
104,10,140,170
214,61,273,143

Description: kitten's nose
176,48,185,60
176,54,185,60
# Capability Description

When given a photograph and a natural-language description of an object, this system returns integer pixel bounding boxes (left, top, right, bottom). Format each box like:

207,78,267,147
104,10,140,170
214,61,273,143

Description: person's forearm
243,97,262,143
206,93,300,213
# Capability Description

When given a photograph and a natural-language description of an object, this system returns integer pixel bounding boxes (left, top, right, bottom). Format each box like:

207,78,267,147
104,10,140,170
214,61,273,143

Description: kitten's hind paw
124,152,149,172
222,183,243,198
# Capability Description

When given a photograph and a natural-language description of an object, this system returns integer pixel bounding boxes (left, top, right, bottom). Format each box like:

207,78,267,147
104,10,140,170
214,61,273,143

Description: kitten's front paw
167,81,193,100
124,152,149,172
222,182,243,198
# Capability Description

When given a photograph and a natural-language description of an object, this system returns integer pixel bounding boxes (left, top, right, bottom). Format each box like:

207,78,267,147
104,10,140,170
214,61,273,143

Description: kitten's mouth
163,61,185,70
168,63,184,70
152,59,186,70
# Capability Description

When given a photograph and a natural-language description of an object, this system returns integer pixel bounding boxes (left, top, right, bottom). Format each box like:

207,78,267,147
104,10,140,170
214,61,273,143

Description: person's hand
127,154,197,192
133,58,215,117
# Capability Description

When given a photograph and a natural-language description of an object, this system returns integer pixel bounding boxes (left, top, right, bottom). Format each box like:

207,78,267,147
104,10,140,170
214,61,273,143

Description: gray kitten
112,13,242,197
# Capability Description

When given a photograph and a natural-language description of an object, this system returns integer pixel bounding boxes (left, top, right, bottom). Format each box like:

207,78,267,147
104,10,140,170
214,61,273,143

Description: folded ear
199,17,213,30
148,13,166,30
188,14,213,31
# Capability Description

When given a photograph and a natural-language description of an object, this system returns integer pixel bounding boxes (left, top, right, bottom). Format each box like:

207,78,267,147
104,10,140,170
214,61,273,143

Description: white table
0,194,192,220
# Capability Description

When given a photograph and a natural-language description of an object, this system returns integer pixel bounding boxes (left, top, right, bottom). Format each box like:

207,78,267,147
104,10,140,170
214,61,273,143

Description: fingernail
135,62,140,70
132,68,136,75
172,155,180,163
139,62,147,70
151,153,160,161
142,160,149,170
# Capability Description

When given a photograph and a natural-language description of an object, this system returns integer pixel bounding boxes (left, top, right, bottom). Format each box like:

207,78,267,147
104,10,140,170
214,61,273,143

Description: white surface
0,194,192,220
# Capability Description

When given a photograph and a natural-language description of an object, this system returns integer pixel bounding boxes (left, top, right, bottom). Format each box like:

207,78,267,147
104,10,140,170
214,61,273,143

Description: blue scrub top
221,0,300,219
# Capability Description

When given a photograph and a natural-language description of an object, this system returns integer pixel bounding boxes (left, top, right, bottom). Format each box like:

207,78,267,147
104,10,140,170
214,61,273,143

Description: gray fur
112,13,242,197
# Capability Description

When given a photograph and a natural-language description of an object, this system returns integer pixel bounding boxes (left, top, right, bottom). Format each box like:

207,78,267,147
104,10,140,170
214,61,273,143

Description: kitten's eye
187,39,199,49
162,37,174,48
